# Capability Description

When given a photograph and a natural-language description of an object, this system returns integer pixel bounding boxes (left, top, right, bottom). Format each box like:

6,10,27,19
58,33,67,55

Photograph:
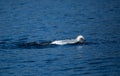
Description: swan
51,35,85,45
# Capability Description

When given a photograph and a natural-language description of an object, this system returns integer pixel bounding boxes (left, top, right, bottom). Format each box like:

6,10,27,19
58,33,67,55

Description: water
0,0,120,76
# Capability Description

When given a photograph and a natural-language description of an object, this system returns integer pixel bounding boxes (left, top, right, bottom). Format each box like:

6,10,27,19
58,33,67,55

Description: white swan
51,35,85,45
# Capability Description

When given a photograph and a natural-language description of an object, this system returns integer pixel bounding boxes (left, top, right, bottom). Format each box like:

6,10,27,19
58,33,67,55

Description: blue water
0,0,120,76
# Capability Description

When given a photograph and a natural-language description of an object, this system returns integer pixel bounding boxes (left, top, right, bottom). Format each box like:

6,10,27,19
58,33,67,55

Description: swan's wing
51,39,77,45
62,39,77,43
51,40,66,45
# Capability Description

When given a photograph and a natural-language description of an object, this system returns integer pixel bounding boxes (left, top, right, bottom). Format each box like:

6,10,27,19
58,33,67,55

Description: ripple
1,38,12,42
88,60,103,65
84,42,99,45
0,39,53,49
43,58,59,64
19,60,35,63
0,67,12,70
55,66,85,72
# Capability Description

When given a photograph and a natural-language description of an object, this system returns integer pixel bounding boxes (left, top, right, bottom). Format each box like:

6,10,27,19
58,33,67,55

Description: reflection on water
0,0,120,76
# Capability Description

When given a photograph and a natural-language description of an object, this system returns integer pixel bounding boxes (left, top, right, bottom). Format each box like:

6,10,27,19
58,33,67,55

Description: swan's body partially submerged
51,35,85,45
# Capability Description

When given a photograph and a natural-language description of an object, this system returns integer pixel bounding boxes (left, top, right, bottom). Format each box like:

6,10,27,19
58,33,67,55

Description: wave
0,38,117,49
0,40,53,49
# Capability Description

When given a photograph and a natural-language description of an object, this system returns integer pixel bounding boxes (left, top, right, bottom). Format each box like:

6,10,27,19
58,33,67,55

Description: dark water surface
0,0,120,76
